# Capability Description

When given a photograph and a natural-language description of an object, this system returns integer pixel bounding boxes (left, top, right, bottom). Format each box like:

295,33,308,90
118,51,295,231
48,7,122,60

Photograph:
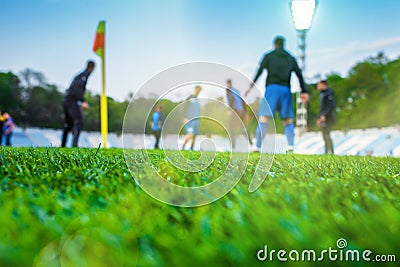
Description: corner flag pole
93,20,108,148
100,48,108,148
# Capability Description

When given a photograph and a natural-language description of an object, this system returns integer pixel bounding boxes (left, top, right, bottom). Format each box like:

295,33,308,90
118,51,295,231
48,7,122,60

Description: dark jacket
253,48,307,93
64,70,91,102
319,88,335,123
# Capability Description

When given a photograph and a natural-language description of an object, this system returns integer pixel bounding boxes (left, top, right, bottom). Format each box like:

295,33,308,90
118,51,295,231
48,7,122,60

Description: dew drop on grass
225,200,233,209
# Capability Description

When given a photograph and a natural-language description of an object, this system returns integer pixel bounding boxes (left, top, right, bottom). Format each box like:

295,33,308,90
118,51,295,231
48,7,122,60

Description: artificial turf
0,147,399,266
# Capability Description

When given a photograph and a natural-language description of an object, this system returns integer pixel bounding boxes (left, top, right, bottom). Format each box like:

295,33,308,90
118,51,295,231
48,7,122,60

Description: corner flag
93,21,108,148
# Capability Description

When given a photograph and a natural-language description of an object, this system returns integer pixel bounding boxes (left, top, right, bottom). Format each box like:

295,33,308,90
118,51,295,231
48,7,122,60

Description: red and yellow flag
93,21,105,58
93,20,108,147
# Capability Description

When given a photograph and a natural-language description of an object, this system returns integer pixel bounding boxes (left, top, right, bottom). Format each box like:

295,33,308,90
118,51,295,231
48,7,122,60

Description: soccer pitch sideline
0,147,398,267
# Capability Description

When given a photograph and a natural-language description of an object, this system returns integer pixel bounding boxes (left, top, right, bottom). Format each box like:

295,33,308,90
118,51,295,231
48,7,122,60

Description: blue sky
1,0,399,100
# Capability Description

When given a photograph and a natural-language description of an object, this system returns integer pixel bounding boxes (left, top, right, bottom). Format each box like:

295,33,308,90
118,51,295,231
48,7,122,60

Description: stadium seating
6,127,33,147
43,129,62,147
2,126,399,156
108,133,123,148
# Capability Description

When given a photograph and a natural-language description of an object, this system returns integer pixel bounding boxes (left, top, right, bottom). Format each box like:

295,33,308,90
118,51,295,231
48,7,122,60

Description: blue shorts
185,119,200,135
258,84,294,119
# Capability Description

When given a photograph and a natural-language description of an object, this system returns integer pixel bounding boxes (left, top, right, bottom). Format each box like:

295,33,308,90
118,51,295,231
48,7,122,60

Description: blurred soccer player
0,111,4,145
182,86,202,150
317,80,335,154
226,79,252,148
2,112,16,146
61,60,95,147
151,105,164,149
245,36,309,153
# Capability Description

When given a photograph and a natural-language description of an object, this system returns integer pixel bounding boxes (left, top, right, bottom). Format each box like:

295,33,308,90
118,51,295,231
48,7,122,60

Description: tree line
1,52,399,134
307,52,400,131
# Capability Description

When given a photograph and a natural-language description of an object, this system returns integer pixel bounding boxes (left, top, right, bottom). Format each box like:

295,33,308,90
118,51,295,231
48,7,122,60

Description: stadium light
290,0,317,134
290,0,317,31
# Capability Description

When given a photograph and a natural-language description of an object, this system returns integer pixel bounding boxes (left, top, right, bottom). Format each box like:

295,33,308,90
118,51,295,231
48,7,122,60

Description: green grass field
0,147,399,267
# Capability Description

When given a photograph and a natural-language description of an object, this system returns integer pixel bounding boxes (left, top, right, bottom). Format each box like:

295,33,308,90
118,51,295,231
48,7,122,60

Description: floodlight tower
290,0,317,134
